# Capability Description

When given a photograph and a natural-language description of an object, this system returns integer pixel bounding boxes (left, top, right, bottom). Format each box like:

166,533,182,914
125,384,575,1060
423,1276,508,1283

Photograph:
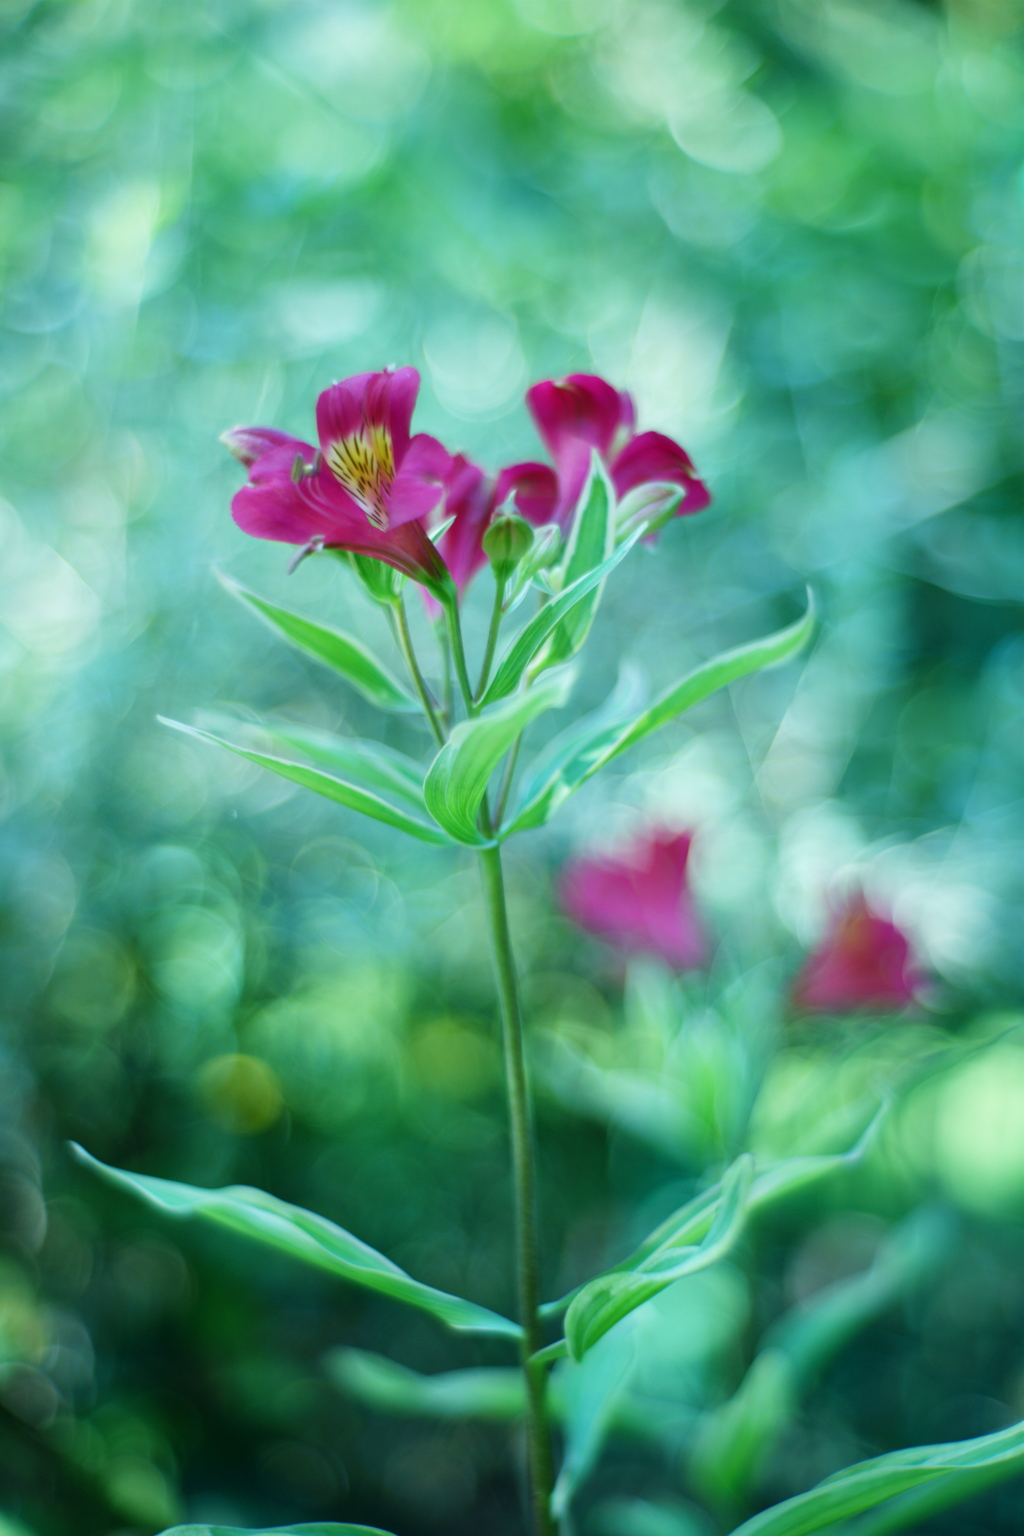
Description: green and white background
0,0,1021,1532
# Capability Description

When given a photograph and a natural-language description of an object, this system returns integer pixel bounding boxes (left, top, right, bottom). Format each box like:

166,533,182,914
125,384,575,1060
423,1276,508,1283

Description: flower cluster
223,367,711,601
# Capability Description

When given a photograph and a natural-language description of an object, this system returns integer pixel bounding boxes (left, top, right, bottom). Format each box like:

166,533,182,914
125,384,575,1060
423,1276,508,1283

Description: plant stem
391,598,445,747
475,574,506,701
477,842,556,1536
443,594,476,717
435,618,453,727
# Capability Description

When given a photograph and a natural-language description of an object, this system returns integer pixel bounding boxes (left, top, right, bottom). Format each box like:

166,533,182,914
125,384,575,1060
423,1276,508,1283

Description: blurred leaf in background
0,0,1021,1532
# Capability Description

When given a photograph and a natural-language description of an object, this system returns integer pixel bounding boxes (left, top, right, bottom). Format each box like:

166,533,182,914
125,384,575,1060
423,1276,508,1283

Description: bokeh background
1,0,1022,1532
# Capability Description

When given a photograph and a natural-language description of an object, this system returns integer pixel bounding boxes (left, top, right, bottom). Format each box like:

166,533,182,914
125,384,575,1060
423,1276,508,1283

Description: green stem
475,574,506,702
435,618,453,727
477,843,556,1536
443,593,476,717
391,598,445,747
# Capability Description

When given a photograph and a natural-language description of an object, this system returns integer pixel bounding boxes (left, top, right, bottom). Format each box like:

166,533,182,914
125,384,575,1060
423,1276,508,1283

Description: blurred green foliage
0,0,1022,1532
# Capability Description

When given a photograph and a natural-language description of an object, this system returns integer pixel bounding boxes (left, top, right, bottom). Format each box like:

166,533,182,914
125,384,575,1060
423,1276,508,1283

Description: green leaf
160,1527,397,1536
160,1527,396,1536
565,1155,753,1361
216,572,417,712
544,450,616,667
326,1347,525,1420
553,1321,637,1516
628,1105,885,1271
72,1145,521,1340
541,1106,885,1322
724,1418,1024,1536
159,717,452,845
212,716,427,809
423,669,575,845
505,665,648,834
506,596,815,834
480,525,645,707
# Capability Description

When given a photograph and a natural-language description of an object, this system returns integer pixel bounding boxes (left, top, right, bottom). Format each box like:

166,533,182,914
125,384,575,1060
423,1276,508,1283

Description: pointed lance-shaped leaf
159,1526,399,1535
506,595,815,835
723,1417,1024,1536
542,450,616,668
206,715,427,809
424,669,575,846
72,1146,521,1340
159,718,453,846
479,526,645,707
216,572,418,713
542,1105,887,1322
326,1348,526,1421
565,1154,753,1361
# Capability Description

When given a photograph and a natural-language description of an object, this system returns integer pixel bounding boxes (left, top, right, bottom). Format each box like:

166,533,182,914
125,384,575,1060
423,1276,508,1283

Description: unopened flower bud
482,509,534,580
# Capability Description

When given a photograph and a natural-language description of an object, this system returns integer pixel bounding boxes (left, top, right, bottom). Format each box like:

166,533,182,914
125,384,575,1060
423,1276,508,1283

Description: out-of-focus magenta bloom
558,827,708,970
432,455,558,599
793,894,921,1013
525,372,711,529
222,368,454,588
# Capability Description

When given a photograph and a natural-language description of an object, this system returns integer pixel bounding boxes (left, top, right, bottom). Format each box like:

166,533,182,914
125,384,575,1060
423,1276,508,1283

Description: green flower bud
482,509,535,580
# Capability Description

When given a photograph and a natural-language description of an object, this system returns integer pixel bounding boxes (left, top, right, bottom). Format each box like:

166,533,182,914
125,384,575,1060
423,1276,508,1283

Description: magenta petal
387,434,453,528
375,367,420,464
221,426,315,469
526,374,628,464
316,368,422,459
793,896,920,1014
231,449,327,545
559,828,707,971
610,431,711,514
315,378,367,451
493,462,559,526
400,432,454,483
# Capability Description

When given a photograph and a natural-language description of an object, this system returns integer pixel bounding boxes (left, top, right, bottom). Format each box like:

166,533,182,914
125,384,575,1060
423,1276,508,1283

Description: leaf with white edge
724,1418,1024,1536
423,670,575,846
160,1527,396,1536
541,1106,886,1322
209,715,427,809
505,665,648,834
565,1155,753,1361
543,450,615,668
216,572,417,712
505,597,814,835
480,526,645,707
72,1145,521,1339
160,718,452,846
326,1347,525,1420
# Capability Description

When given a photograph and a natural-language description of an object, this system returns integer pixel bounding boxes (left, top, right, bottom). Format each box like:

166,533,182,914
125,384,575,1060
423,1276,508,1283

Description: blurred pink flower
525,372,711,529
793,894,921,1013
222,367,453,590
558,827,708,970
431,454,558,601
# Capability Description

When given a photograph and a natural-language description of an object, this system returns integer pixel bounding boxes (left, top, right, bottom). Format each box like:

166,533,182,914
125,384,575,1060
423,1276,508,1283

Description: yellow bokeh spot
408,1019,497,1100
198,1054,284,1134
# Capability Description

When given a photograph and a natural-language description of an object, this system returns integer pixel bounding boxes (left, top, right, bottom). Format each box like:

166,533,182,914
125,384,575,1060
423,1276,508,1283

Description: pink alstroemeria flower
433,454,558,599
525,372,711,530
558,827,708,971
222,368,454,590
793,894,921,1013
